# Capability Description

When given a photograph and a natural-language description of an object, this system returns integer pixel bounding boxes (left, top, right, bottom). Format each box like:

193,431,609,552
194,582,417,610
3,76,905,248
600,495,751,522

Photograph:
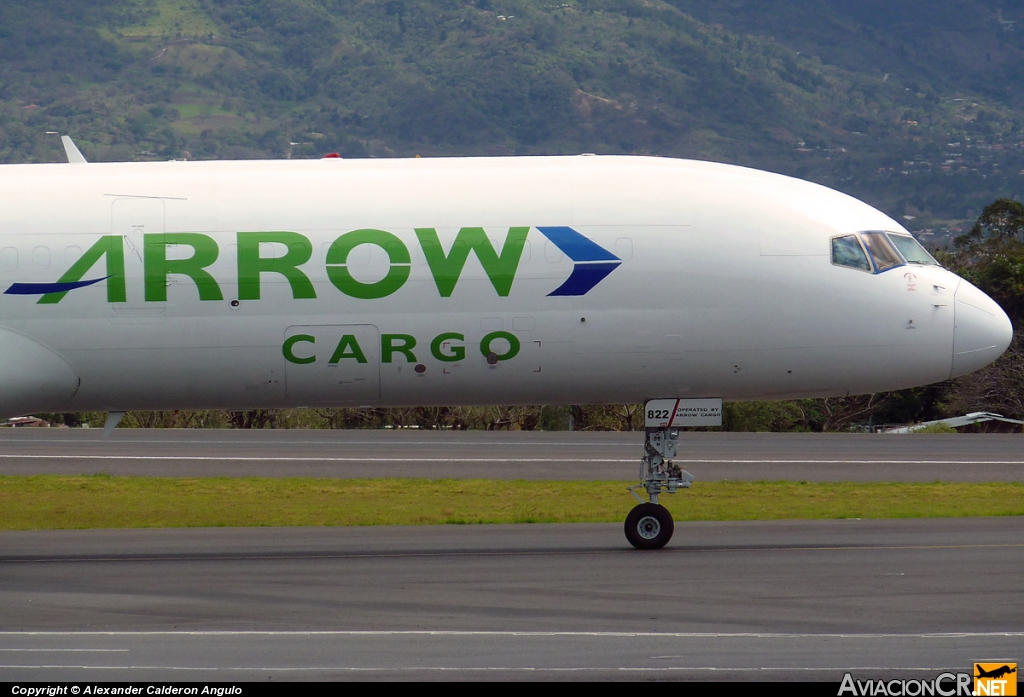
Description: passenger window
164,243,193,261
544,240,563,263
860,232,904,271
0,247,17,271
831,235,871,271
887,233,938,266
258,241,287,259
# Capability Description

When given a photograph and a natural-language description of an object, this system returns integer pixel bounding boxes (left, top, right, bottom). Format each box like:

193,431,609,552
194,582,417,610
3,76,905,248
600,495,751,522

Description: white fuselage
0,155,1012,417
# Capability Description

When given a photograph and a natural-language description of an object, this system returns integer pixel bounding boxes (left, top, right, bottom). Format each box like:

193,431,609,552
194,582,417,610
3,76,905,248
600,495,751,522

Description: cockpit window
886,232,939,266
831,234,872,271
860,232,904,271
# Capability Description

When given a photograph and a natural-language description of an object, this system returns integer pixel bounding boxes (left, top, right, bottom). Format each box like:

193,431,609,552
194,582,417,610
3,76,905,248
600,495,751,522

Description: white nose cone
0,327,80,419
951,281,1014,378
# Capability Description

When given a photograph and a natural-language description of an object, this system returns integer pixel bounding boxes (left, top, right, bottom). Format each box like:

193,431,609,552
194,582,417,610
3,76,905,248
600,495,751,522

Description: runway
1,428,1024,481
1,430,1021,680
1,519,1022,680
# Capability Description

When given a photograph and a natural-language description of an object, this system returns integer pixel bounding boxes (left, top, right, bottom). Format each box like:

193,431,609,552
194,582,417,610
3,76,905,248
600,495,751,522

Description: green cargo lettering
326,229,410,299
480,331,520,361
38,235,126,305
430,332,465,362
283,335,316,364
144,233,223,302
415,227,529,297
329,335,368,364
237,232,316,300
382,334,417,363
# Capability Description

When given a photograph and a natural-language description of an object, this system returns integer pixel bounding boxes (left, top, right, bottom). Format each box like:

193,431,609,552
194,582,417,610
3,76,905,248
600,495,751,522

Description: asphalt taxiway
1,428,1023,480
0,518,1022,680
1,429,1021,680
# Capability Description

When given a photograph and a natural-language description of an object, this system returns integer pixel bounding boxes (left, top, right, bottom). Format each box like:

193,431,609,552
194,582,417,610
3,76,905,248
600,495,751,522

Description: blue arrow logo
536,226,621,296
4,276,111,296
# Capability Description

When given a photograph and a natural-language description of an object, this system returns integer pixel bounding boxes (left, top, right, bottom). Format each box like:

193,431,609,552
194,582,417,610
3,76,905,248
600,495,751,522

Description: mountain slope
0,0,1021,233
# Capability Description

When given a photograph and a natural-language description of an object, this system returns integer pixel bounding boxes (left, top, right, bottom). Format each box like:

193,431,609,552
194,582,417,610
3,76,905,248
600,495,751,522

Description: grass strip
0,476,1022,530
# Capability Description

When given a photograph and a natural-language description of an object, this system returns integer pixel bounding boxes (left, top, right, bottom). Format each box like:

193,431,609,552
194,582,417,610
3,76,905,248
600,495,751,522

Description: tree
938,197,1024,417
940,335,1024,419
946,198,1024,323
964,198,1024,242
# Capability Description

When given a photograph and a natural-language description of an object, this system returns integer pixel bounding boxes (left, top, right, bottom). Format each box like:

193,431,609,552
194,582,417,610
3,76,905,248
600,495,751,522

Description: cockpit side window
886,232,939,266
831,234,872,272
860,232,904,271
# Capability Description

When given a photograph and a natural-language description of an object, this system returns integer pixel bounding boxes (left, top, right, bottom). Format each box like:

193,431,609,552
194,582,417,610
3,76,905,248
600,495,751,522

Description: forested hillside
1,0,1023,236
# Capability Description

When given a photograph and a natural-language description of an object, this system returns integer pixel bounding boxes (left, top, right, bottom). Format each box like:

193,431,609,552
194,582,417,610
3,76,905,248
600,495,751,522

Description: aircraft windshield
830,231,924,274
886,233,939,266
831,235,872,271
860,232,904,271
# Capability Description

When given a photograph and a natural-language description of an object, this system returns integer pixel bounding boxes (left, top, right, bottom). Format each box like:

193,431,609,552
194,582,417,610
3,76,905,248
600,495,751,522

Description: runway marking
0,666,975,672
2,454,1024,464
3,633,1018,673
4,630,1023,638
0,440,639,448
0,664,1006,674
3,541,1023,564
5,454,640,463
0,648,129,652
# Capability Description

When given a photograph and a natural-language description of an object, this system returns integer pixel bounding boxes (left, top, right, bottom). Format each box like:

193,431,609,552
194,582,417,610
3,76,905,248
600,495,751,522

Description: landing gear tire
624,503,674,550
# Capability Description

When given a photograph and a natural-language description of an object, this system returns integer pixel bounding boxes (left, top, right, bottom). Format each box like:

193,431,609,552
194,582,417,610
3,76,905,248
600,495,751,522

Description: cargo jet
0,143,1012,548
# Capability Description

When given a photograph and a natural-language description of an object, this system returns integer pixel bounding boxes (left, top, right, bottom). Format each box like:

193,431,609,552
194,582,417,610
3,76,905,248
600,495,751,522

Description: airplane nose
951,281,1014,378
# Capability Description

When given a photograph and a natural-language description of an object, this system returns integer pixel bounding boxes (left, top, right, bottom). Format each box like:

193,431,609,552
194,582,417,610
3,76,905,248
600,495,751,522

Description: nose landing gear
626,424,693,549
625,399,719,549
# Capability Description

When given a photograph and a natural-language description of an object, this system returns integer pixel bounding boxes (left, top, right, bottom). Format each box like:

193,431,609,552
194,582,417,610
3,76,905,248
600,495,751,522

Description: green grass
170,102,245,135
117,0,219,38
1,476,1022,530
174,103,234,119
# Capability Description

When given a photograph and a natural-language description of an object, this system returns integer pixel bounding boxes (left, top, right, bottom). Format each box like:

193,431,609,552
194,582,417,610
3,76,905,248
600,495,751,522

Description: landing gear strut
625,397,721,549
626,425,693,549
